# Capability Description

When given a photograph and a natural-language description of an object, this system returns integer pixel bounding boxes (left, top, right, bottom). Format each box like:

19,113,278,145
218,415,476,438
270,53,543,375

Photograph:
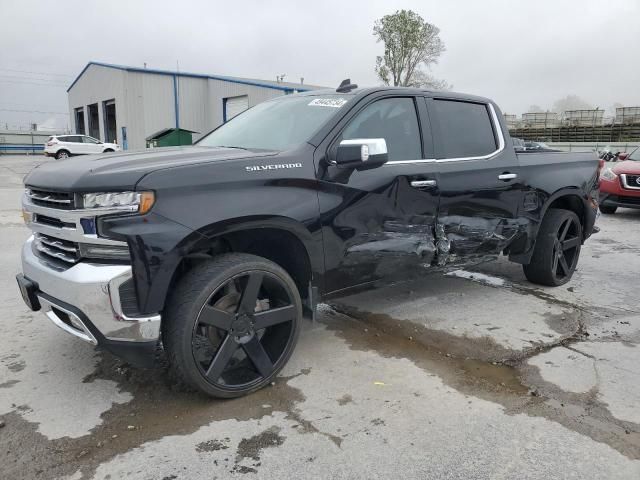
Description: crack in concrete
322,305,640,460
285,408,343,448
564,345,597,360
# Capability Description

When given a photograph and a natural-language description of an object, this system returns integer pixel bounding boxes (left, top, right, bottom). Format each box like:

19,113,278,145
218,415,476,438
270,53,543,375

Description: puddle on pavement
2,304,639,479
0,353,306,480
331,302,581,364
321,307,640,461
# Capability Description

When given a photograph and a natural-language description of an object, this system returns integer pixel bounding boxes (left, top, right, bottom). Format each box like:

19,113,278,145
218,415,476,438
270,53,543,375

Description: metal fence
562,109,604,127
0,129,65,154
545,142,640,153
615,107,640,125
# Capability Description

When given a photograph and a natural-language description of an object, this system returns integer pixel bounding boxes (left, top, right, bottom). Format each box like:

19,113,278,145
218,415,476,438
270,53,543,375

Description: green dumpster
146,128,197,148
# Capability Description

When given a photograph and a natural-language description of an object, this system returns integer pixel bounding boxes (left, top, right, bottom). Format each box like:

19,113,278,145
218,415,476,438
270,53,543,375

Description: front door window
339,97,422,161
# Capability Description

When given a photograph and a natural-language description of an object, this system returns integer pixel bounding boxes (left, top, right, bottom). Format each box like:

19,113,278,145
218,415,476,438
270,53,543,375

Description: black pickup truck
16,85,599,398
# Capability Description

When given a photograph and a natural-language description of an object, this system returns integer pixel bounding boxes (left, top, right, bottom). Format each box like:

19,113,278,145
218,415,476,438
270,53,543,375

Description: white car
44,135,121,159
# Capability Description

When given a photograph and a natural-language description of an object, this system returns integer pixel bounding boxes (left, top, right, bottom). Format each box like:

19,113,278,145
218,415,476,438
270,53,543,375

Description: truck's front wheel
164,253,302,398
523,209,582,287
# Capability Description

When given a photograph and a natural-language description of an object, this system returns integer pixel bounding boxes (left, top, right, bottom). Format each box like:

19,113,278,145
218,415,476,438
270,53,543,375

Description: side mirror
335,138,388,169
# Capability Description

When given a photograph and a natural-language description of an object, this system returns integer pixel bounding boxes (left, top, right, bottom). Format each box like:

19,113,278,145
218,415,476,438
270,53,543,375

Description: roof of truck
293,86,493,104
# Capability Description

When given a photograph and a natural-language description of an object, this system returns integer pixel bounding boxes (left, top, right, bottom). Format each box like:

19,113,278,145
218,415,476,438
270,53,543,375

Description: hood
24,146,277,191
612,160,640,175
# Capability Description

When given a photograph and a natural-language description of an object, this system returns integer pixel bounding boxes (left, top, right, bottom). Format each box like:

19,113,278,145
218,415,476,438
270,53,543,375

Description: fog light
22,210,33,224
79,243,130,261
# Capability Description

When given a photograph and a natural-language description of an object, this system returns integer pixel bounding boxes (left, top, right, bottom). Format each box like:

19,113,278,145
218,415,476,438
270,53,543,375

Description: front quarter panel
116,146,323,313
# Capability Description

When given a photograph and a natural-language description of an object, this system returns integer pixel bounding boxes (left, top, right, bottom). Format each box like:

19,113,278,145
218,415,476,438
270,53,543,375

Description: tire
103,149,114,153
163,253,302,398
55,150,70,160
523,208,582,287
599,205,617,215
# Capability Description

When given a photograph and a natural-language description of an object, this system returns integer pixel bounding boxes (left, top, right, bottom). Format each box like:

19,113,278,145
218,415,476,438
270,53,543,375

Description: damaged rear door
427,97,526,265
317,94,441,293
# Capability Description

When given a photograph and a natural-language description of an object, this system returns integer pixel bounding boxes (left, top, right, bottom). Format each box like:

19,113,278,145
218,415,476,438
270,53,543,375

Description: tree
609,102,623,117
373,10,449,90
552,95,593,113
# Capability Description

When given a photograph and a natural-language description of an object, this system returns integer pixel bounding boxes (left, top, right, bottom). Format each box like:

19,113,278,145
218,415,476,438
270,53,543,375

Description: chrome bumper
21,236,161,343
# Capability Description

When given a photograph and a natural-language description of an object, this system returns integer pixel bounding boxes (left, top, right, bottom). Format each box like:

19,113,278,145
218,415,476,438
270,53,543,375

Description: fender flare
164,214,324,296
538,187,589,221
509,188,591,265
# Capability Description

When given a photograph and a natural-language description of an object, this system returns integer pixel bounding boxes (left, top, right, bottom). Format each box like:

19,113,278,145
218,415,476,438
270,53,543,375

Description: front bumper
599,177,640,209
20,236,161,346
600,193,640,209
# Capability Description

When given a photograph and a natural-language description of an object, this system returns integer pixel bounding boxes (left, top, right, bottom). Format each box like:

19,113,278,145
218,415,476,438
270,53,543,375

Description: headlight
82,191,155,213
600,167,618,181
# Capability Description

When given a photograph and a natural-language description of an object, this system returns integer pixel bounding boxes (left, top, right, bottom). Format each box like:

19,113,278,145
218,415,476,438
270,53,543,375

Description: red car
599,147,640,214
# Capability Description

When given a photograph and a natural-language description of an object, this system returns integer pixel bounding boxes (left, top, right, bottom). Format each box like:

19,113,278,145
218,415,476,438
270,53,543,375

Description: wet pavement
1,155,639,479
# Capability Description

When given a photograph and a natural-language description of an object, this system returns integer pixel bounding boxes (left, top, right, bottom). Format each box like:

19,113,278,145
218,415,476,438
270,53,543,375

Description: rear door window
432,100,497,159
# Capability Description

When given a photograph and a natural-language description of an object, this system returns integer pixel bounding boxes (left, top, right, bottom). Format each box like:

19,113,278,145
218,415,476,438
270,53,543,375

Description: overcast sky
1,0,639,130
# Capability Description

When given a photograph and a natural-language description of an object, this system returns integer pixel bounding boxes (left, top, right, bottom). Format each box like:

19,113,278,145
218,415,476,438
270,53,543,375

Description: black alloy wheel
523,209,583,287
164,253,302,398
550,216,581,282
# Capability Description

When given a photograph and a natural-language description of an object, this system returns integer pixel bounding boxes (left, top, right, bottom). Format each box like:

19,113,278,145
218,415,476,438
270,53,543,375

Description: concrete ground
0,154,639,479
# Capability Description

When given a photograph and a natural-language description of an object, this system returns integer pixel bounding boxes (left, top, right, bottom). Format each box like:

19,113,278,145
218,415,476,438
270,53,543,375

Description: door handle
498,173,517,181
410,180,437,188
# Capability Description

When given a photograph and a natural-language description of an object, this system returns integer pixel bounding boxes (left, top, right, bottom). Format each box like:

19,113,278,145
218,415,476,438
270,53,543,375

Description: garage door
224,95,249,122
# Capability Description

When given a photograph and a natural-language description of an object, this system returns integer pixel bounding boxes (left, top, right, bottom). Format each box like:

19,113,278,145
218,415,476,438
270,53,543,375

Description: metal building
67,62,322,150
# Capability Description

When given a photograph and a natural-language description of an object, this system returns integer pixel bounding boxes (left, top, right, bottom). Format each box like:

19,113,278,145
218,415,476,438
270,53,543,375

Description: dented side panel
434,165,529,264
318,163,440,293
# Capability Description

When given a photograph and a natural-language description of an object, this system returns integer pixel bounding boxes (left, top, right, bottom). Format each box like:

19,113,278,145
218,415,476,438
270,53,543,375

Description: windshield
628,147,640,161
198,94,352,151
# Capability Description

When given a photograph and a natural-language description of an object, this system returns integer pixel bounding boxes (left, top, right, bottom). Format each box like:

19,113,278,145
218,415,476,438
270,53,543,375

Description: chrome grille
34,233,80,264
625,174,640,188
34,214,76,229
27,189,75,210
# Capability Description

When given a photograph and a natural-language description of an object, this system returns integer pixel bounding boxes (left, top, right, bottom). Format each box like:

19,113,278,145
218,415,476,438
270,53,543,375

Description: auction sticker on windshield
308,98,347,108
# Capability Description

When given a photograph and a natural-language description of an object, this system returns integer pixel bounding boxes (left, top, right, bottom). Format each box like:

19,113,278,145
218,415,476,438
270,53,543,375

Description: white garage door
224,95,249,122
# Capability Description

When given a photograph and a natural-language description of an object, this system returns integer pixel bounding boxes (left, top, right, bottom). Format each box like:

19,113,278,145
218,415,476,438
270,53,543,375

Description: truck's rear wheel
163,253,302,398
523,209,582,287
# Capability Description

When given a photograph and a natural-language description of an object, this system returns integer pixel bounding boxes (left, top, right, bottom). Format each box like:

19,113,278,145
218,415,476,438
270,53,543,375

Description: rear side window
432,100,497,158
340,97,422,161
